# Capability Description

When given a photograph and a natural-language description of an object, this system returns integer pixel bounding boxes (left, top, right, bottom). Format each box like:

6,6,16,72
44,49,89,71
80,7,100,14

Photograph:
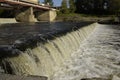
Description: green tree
75,0,108,14
93,0,105,14
44,0,53,6
61,0,69,14
75,0,95,13
75,0,81,13
108,0,120,14
69,0,76,13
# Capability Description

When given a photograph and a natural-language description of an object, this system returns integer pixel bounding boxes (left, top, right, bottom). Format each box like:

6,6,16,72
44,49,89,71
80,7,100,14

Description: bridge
0,0,57,22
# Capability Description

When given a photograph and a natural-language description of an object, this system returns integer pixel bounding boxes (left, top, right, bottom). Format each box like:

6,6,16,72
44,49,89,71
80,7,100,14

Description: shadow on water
0,21,94,58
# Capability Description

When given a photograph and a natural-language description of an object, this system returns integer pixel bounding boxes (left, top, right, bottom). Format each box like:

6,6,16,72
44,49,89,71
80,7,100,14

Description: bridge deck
0,0,51,10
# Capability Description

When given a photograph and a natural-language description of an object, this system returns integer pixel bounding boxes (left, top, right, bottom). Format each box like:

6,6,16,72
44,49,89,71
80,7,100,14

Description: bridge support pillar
36,9,57,22
15,7,36,22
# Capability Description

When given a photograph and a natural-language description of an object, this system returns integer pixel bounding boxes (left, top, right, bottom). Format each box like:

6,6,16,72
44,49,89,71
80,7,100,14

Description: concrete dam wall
0,22,97,79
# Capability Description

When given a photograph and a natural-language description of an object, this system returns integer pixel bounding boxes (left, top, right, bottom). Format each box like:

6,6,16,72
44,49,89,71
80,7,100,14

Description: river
0,22,93,45
0,22,120,80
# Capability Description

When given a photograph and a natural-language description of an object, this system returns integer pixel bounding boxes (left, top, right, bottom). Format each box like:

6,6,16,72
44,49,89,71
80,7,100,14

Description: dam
0,22,120,80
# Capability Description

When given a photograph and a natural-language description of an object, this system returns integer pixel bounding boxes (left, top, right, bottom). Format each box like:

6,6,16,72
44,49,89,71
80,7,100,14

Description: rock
81,77,111,80
112,75,120,80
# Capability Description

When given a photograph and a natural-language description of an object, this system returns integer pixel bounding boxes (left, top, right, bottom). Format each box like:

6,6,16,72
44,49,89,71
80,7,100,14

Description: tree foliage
69,0,76,13
44,0,53,6
61,0,69,14
75,0,104,14
75,0,120,15
108,0,120,14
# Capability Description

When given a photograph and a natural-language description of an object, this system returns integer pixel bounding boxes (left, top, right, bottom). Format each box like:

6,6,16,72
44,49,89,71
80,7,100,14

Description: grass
58,13,115,17
56,12,116,22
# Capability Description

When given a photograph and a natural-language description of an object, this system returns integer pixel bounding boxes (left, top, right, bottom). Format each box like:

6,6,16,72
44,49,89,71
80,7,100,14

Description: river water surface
0,22,95,77
0,22,93,45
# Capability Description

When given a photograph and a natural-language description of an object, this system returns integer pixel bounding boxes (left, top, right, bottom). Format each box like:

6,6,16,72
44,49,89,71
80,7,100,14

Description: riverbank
0,14,119,24
0,18,17,24
56,13,119,23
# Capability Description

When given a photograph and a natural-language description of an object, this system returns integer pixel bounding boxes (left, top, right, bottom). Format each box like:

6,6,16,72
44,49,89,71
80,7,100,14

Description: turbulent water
0,22,120,80
52,24,120,80
0,22,96,79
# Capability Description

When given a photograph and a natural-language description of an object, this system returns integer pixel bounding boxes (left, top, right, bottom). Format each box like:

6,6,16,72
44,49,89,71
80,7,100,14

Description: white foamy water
52,24,120,80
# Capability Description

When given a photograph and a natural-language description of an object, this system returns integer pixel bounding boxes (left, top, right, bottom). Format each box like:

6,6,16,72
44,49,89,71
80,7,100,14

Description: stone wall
36,9,57,22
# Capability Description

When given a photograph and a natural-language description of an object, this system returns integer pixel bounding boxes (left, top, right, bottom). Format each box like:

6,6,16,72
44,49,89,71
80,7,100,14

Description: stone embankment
0,18,17,24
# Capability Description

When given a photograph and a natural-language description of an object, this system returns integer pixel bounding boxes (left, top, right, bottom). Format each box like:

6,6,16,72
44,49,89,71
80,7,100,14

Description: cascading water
52,24,120,80
0,22,96,79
